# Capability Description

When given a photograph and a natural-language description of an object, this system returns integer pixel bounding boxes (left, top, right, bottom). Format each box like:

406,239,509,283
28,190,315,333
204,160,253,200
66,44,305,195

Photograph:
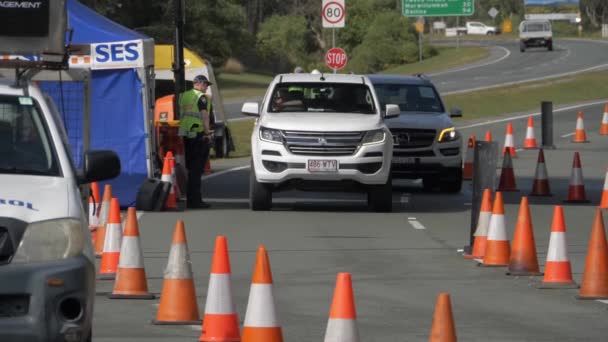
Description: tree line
80,0,607,74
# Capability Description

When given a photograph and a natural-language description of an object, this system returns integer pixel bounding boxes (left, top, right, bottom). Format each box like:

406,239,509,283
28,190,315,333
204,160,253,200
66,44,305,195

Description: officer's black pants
184,133,211,204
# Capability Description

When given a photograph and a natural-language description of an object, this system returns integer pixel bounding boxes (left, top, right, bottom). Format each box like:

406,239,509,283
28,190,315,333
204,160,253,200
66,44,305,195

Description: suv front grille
283,131,363,156
391,128,436,148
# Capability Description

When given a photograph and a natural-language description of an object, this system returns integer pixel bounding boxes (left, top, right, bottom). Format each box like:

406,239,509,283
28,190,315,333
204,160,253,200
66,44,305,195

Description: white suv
242,73,400,212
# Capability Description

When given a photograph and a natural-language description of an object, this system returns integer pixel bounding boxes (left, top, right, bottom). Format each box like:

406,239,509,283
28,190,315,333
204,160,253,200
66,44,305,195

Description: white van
0,77,120,341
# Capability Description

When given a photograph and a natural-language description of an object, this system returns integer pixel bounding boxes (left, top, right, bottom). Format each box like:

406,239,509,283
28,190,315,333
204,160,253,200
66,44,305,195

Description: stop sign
325,47,347,70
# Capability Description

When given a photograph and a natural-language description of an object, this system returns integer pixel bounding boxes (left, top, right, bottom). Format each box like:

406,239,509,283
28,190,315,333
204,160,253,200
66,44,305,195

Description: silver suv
367,75,463,193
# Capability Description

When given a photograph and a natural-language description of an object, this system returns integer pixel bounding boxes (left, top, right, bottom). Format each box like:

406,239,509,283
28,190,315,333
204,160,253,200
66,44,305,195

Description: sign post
325,47,347,72
322,0,345,73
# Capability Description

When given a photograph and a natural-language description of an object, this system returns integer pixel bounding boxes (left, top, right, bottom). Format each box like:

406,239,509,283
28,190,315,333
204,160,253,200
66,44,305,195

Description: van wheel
520,42,526,52
368,176,393,212
249,161,271,211
548,43,553,51
214,133,229,158
439,167,463,193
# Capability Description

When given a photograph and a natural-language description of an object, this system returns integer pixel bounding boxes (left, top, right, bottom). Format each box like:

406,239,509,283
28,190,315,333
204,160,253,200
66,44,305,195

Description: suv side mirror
79,150,121,184
385,104,401,118
242,102,260,117
450,107,463,118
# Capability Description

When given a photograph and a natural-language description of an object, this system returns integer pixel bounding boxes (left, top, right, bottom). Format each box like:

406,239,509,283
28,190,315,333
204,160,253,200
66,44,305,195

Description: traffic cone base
97,252,119,280
152,279,201,325
539,208,578,289
464,189,492,260
538,262,579,289
242,328,283,341
429,293,457,342
108,268,156,299
464,237,486,259
481,192,510,266
478,241,510,267
200,315,240,342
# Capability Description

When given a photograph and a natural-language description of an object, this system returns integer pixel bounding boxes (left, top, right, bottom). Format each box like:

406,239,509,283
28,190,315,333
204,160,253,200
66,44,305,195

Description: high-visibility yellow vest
178,89,205,138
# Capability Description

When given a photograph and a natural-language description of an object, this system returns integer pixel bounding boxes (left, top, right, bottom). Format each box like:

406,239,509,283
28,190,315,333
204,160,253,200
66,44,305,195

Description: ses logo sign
91,39,143,70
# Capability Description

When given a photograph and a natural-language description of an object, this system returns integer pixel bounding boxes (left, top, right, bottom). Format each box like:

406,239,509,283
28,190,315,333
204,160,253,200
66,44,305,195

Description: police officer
178,75,214,209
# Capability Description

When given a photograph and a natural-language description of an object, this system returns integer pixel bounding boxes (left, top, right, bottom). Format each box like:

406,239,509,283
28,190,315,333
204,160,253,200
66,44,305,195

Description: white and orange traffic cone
463,135,475,181
153,220,201,325
88,182,101,246
601,104,608,136
577,208,608,300
429,293,457,342
98,198,123,280
464,189,492,260
600,168,608,209
523,116,538,149
538,206,578,289
109,207,154,299
530,148,552,196
502,122,517,157
324,272,360,342
506,197,542,276
161,155,178,211
564,152,589,203
165,151,181,200
480,192,510,266
497,152,519,192
95,184,112,258
199,236,240,342
572,111,589,143
485,130,492,142
204,159,212,175
242,245,283,342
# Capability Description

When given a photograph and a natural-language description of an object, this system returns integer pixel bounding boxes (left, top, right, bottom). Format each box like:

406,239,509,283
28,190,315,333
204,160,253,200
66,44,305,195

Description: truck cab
519,20,553,52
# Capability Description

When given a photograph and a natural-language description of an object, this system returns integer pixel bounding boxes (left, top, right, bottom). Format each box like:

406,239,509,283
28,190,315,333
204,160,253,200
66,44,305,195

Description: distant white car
519,19,553,52
466,21,501,35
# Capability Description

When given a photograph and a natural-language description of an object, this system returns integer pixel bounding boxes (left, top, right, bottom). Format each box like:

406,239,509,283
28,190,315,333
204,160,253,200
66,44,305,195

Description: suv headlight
12,218,84,263
259,127,283,143
362,129,386,145
438,127,460,142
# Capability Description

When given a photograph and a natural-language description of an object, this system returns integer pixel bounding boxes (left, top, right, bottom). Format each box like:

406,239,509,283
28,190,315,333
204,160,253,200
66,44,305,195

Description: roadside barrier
530,149,552,196
564,152,589,203
98,198,123,280
464,188,492,259
463,135,475,180
538,206,578,289
161,155,178,211
601,104,608,135
95,184,113,258
109,207,154,299
600,168,608,209
199,236,240,342
324,272,360,342
572,111,589,143
497,153,519,192
577,209,608,299
523,116,538,149
507,197,542,276
480,191,511,266
153,220,201,325
502,122,517,157
429,293,457,342
89,181,100,246
242,245,283,342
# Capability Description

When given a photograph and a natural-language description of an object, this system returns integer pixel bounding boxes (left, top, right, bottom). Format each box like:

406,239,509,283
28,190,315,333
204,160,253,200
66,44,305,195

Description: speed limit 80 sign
322,0,345,28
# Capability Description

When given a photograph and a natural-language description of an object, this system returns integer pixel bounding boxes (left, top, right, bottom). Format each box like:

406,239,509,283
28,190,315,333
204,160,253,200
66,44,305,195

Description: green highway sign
402,0,475,17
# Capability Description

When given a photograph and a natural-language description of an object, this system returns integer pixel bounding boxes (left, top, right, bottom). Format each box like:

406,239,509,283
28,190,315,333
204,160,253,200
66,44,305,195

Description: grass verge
217,72,273,100
382,46,489,75
226,119,255,158
443,70,608,121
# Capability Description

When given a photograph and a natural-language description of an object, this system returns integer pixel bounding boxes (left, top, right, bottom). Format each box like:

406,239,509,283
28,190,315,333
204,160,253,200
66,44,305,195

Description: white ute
242,72,400,212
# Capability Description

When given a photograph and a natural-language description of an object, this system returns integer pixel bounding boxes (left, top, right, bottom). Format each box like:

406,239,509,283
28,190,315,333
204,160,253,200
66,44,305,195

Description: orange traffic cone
577,208,608,299
502,122,517,157
480,192,510,266
506,197,542,276
109,207,154,299
464,189,492,259
429,293,457,342
204,159,212,175
564,152,589,203
153,220,201,325
95,184,112,258
89,182,101,246
523,116,538,149
530,148,552,196
161,155,178,211
538,206,578,289
324,272,360,342
199,236,240,342
242,245,283,342
600,104,608,135
600,167,608,209
497,152,518,192
485,130,492,142
463,135,475,180
165,151,181,200
98,198,123,280
572,111,589,143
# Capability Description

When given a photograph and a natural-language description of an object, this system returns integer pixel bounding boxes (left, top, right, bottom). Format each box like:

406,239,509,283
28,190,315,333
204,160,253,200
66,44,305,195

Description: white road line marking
430,46,511,77
408,217,426,230
202,165,250,180
596,300,608,305
189,326,203,331
457,248,464,253
561,132,575,138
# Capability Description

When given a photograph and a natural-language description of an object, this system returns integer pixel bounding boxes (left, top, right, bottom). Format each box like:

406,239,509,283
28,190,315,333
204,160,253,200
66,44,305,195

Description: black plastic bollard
541,101,555,149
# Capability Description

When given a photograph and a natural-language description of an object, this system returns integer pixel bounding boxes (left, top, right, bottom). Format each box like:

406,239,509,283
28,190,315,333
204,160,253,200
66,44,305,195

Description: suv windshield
268,82,376,114
374,83,444,113
0,95,59,176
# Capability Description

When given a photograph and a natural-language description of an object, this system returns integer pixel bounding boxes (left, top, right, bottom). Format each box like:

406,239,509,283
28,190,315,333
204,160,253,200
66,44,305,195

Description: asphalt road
221,38,608,121
92,101,608,341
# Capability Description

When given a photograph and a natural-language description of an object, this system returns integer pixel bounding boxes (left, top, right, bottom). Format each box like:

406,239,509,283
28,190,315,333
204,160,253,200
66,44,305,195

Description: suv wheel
439,167,463,193
368,176,393,212
423,177,439,191
249,161,272,211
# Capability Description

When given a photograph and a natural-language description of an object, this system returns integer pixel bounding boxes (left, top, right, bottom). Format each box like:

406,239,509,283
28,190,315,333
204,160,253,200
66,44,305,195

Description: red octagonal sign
325,47,347,70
